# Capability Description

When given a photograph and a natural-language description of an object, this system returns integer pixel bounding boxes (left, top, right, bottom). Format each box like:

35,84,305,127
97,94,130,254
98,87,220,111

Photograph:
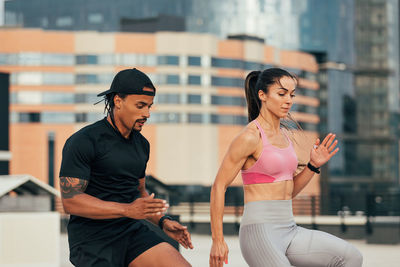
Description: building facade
0,72,10,174
0,28,320,198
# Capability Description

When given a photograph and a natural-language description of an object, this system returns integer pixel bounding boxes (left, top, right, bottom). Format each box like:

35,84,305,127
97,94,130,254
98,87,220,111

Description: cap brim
97,89,112,97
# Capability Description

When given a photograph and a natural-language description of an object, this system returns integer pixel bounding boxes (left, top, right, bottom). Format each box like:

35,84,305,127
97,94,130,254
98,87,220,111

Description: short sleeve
59,133,95,180
139,137,150,178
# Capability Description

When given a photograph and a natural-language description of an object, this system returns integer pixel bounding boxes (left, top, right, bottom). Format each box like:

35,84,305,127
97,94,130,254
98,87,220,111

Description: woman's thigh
286,227,362,267
239,223,293,267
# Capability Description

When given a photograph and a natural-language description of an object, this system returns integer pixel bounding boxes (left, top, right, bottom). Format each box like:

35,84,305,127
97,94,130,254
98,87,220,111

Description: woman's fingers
325,134,336,148
320,133,332,146
328,140,338,152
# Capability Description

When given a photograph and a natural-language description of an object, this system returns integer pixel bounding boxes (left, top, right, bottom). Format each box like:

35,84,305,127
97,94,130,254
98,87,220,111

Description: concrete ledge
366,217,400,244
0,212,60,267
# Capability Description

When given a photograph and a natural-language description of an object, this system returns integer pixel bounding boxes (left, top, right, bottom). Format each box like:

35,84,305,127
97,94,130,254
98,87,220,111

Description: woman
209,68,362,267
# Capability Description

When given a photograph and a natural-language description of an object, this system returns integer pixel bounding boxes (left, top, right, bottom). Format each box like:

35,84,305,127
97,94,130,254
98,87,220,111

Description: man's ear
114,95,122,109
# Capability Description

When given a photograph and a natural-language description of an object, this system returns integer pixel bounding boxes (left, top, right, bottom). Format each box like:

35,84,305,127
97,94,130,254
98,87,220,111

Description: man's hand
163,219,194,249
124,193,168,219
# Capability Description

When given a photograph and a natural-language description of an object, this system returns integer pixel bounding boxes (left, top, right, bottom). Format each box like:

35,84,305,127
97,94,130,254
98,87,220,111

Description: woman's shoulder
233,122,261,148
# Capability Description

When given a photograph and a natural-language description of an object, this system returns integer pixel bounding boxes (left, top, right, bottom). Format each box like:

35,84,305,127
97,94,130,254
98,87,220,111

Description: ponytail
244,71,262,122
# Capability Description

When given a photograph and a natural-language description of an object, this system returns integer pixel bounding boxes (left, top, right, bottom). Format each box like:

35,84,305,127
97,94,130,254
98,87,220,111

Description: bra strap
281,129,293,146
253,120,268,145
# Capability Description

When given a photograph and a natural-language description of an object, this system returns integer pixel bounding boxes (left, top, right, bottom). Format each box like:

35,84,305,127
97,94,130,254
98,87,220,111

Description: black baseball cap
97,68,156,97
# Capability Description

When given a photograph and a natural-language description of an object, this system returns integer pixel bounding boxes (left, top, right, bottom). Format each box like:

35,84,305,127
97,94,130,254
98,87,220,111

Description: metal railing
168,192,400,235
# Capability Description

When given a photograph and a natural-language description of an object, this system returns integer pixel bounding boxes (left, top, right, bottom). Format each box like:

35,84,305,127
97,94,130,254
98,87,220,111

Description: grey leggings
239,200,363,267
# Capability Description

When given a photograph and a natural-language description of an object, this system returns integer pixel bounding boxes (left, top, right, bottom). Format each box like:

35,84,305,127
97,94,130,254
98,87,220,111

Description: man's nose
144,107,151,118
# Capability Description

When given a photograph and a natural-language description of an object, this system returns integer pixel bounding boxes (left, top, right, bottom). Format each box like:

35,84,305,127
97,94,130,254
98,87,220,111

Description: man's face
114,90,154,132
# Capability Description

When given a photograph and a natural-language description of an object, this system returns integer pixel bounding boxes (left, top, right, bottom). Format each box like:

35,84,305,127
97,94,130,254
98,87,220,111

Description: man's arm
60,176,167,220
138,177,193,249
137,177,168,225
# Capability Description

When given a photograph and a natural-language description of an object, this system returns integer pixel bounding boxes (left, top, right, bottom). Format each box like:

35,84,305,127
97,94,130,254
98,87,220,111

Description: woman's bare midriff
243,180,294,203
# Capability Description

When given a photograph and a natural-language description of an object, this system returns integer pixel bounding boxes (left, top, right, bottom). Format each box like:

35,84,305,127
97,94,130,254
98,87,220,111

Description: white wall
0,212,60,267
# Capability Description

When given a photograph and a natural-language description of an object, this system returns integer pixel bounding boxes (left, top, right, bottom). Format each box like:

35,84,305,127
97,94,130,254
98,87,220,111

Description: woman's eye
279,94,285,97
291,95,296,98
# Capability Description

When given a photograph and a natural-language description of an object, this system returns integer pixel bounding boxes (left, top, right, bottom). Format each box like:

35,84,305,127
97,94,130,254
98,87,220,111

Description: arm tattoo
59,177,88,199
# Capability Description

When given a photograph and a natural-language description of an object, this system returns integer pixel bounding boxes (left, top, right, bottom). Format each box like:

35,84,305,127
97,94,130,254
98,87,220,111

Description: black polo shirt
59,118,150,248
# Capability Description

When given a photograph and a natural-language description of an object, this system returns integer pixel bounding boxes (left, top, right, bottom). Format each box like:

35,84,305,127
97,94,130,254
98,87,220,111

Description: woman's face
259,76,296,119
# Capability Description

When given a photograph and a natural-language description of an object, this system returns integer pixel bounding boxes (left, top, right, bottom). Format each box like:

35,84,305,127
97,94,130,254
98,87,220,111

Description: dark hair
244,67,301,130
103,92,127,128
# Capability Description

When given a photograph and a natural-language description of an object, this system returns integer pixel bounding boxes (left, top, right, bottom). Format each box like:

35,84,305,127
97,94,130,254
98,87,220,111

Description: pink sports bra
241,120,298,185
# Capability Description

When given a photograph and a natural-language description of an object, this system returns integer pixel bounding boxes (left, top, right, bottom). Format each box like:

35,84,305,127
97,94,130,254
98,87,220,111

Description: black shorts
69,222,165,267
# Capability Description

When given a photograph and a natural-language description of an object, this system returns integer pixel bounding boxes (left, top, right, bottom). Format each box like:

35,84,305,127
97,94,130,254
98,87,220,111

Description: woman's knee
345,243,363,267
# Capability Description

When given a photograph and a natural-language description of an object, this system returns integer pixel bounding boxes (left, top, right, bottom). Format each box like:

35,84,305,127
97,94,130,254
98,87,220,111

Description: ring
313,145,318,149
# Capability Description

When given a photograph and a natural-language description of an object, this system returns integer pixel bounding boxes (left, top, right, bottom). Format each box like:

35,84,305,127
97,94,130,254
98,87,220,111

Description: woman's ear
258,89,267,102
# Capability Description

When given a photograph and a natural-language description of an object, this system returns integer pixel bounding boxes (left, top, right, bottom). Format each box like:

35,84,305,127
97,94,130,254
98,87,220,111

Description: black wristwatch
307,162,321,174
158,215,173,230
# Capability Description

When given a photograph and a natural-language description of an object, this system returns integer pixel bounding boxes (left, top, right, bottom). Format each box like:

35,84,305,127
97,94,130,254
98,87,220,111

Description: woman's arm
292,166,319,198
292,133,339,198
210,128,259,267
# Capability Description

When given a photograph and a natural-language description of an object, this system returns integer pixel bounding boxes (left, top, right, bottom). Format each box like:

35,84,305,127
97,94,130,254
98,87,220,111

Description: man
59,68,193,267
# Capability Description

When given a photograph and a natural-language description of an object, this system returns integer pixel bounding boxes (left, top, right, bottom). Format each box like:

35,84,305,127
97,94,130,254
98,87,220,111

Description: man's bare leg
129,242,191,267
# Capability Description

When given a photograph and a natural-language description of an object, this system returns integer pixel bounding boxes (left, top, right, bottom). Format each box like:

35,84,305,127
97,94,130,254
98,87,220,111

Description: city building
0,72,10,175
4,0,400,213
0,28,320,201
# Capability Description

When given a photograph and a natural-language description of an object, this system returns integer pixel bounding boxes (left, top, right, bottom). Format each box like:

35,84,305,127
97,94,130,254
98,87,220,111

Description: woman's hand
210,239,229,267
310,133,339,167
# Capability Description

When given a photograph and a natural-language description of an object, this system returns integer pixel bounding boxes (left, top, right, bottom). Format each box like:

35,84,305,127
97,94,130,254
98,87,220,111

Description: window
166,75,180,84
43,73,74,85
75,93,99,104
75,113,87,123
56,16,73,27
211,76,244,88
119,54,157,66
188,56,201,66
244,61,264,70
149,113,181,123
98,55,114,65
18,53,41,66
188,94,202,104
211,114,247,125
188,75,201,85
158,55,179,65
10,92,17,104
12,72,42,85
43,92,74,104
0,54,13,65
41,112,75,123
16,91,42,104
76,74,98,84
19,112,41,123
88,13,103,24
156,94,180,104
188,113,203,123
87,112,104,123
211,57,242,69
76,55,98,65
43,54,74,66
211,95,245,106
